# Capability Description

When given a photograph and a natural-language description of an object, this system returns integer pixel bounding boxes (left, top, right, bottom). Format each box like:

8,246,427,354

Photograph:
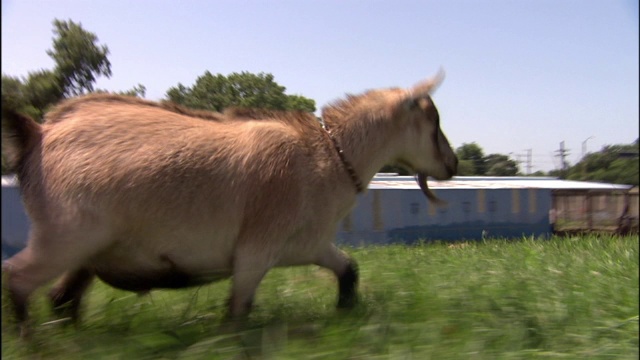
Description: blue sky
2,0,638,172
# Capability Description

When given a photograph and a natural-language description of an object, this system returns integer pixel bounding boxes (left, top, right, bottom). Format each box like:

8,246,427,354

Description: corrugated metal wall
336,188,552,246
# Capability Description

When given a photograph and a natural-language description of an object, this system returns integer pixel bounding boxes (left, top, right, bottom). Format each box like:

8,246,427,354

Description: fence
553,188,639,234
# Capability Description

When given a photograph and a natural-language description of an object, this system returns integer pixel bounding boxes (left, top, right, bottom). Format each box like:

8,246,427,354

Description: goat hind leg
3,227,109,337
3,246,76,337
49,268,95,322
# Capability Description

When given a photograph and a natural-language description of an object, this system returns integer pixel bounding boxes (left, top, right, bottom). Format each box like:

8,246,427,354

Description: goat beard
416,172,446,206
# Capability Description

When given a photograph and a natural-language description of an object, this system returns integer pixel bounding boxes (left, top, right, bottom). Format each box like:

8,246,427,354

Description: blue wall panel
1,185,31,259
336,188,552,246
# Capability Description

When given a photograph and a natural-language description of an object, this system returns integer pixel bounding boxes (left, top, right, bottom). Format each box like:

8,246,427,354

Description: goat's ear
404,68,445,103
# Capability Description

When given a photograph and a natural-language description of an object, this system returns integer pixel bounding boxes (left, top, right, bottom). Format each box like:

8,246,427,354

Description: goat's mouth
395,161,446,206
416,172,446,206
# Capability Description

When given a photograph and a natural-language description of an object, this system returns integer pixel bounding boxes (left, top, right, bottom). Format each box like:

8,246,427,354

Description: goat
1,72,457,336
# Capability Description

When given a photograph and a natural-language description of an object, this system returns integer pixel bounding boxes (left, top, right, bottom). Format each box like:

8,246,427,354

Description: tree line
2,19,637,186
549,140,639,185
380,140,639,186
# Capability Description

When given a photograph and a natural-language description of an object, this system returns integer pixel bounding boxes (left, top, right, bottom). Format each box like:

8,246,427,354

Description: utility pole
525,149,532,175
555,141,570,178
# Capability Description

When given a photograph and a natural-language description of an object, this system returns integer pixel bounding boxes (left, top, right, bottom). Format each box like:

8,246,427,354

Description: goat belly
93,254,232,292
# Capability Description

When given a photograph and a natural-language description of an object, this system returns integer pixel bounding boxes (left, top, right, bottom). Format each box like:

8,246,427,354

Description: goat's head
391,70,458,203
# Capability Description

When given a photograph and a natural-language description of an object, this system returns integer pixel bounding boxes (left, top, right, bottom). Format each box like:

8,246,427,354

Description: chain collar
319,118,364,193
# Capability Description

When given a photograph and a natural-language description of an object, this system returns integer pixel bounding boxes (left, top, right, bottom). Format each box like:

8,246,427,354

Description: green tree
285,94,316,112
2,19,142,174
566,140,639,185
22,70,64,118
2,19,115,121
456,143,487,175
47,19,112,96
118,84,147,98
165,71,316,113
165,84,189,106
1,75,28,113
484,154,519,176
456,160,475,176
96,84,146,98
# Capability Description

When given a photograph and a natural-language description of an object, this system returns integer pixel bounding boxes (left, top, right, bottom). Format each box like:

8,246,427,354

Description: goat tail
1,106,42,174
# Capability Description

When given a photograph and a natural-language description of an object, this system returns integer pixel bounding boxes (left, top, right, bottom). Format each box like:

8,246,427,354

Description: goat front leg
315,244,359,309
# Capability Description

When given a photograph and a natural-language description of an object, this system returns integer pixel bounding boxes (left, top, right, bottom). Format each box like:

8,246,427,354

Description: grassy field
2,234,638,359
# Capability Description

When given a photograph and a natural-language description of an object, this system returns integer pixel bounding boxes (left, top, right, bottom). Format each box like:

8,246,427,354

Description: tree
484,154,519,176
453,143,521,176
22,70,64,118
456,160,475,176
2,19,142,174
1,75,28,113
165,71,316,113
456,143,487,175
566,140,639,185
118,84,147,98
96,83,146,98
285,94,316,113
2,19,116,121
47,19,112,96
165,84,189,106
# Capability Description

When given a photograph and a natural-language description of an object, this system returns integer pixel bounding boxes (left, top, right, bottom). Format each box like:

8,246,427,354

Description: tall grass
2,234,638,359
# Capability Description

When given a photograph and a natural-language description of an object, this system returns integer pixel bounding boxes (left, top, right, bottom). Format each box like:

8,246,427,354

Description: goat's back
26,95,324,223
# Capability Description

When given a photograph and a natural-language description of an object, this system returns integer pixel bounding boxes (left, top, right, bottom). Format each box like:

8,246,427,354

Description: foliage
284,94,316,113
23,70,64,117
2,235,637,358
566,139,639,185
455,143,520,176
165,71,316,113
456,142,488,175
455,159,475,176
47,19,112,97
1,75,29,115
1,19,114,122
1,19,145,175
484,153,519,176
450,139,638,185
96,84,147,98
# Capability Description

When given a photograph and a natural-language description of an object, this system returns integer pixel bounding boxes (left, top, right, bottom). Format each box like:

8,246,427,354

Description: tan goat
1,73,457,336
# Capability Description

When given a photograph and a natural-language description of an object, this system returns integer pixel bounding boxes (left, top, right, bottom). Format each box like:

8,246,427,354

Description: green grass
3,235,638,359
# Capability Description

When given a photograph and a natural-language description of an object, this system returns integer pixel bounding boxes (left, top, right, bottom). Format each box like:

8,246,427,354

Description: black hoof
337,260,359,309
